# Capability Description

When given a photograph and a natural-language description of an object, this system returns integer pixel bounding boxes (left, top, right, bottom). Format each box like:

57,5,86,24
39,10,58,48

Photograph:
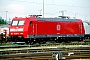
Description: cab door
79,22,83,34
29,21,33,35
32,21,37,36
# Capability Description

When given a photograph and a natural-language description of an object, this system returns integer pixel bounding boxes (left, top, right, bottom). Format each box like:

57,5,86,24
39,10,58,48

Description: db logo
57,25,60,30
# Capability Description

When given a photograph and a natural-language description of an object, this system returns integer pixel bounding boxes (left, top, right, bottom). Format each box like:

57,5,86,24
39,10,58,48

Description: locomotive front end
9,18,27,42
10,20,24,36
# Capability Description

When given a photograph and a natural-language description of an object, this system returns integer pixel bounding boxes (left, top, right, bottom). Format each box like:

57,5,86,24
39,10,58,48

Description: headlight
20,33,23,34
11,33,13,35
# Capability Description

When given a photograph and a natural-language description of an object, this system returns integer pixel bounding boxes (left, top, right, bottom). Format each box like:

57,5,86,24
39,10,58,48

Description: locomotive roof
36,18,77,22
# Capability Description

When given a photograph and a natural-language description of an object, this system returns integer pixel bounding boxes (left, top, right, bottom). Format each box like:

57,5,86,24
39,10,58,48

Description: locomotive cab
10,20,25,35
9,16,36,42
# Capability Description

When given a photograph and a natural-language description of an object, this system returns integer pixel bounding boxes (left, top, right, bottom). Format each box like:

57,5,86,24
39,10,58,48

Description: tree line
0,16,7,24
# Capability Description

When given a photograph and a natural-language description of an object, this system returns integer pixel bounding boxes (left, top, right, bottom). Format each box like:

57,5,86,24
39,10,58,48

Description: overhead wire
8,0,90,17
0,0,90,18
9,0,90,8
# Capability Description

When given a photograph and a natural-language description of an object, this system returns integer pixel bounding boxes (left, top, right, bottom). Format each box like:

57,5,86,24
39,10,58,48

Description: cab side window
30,21,33,26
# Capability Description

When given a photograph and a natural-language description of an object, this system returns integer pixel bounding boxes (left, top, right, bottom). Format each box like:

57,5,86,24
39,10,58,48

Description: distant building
0,24,10,35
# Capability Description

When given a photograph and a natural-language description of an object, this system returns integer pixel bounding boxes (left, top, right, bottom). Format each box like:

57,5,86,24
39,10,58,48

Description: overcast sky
0,0,90,21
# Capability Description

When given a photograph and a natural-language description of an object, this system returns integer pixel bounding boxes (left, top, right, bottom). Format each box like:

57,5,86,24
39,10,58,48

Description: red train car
9,15,85,44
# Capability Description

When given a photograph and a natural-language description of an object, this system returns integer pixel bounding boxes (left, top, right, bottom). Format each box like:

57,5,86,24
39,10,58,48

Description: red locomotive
9,15,85,44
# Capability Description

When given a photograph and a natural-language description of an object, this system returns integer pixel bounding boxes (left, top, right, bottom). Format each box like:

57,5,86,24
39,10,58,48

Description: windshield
12,20,25,26
18,20,25,26
12,21,18,26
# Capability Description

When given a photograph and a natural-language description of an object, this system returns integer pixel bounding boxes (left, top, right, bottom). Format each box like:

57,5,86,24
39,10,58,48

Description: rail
0,42,90,60
0,42,90,49
0,45,90,60
0,52,64,60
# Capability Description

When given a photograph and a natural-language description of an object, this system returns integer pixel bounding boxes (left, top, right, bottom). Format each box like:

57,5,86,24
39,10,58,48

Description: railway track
0,41,90,49
0,44,90,60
